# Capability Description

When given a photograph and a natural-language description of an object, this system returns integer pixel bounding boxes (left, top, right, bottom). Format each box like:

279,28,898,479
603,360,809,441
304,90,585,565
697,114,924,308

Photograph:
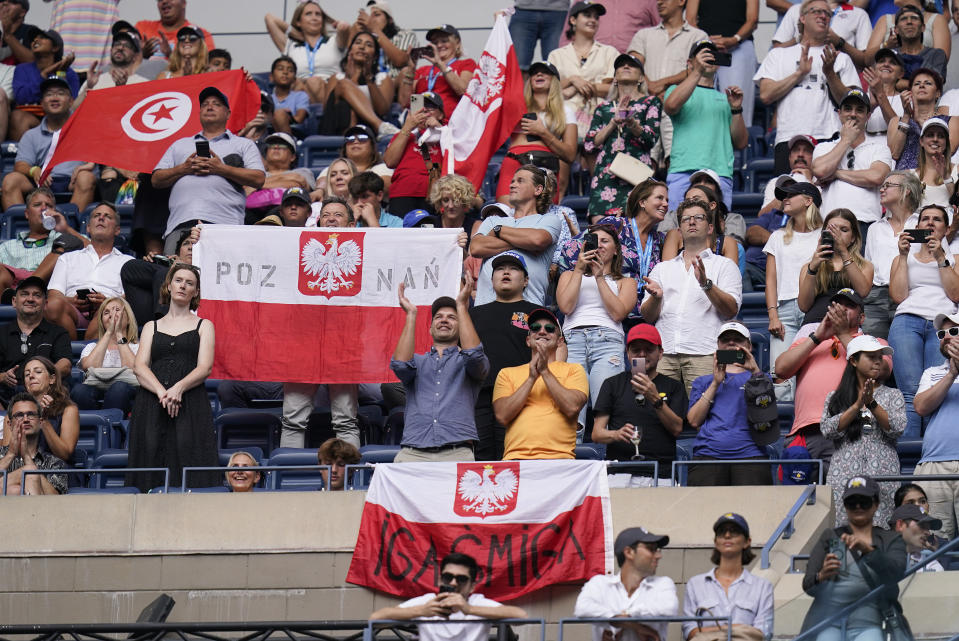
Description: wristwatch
867,399,878,411
493,225,503,238
117,337,128,345
701,279,713,292
652,396,665,409
940,259,952,269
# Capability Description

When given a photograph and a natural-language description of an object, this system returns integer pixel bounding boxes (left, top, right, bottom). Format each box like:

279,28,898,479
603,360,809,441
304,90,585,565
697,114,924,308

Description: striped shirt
50,0,121,70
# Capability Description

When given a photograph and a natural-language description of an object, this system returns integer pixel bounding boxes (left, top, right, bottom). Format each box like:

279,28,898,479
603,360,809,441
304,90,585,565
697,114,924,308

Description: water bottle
40,207,56,231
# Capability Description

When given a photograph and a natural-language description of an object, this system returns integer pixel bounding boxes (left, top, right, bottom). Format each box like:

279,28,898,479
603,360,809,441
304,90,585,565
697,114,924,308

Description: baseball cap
689,38,718,59
27,27,64,54
254,214,283,226
921,117,950,137
402,209,438,228
773,174,811,202
788,134,816,151
421,91,444,110
480,202,512,219
344,123,376,141
689,168,722,190
111,20,138,38
39,72,70,96
366,0,393,18
846,335,893,360
875,47,905,67
830,287,864,309
842,475,880,501
717,321,751,341
614,527,669,557
264,132,297,152
614,53,643,72
16,275,47,295
528,61,560,78
839,88,870,110
934,312,959,330
199,86,230,109
491,250,528,274
713,513,750,538
281,187,310,205
431,296,457,317
626,323,662,347
778,180,822,208
177,25,204,41
113,29,141,52
569,0,607,17
895,4,923,23
426,24,460,41
528,308,560,329
889,503,943,530
744,375,779,445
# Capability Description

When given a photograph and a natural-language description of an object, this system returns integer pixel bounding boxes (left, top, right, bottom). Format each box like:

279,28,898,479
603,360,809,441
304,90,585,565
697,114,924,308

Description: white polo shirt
47,244,132,298
645,249,742,355
398,592,504,641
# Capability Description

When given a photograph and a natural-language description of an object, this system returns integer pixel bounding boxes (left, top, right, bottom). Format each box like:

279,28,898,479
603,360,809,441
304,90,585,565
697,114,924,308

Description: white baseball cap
846,335,893,360
717,321,750,341
934,312,959,330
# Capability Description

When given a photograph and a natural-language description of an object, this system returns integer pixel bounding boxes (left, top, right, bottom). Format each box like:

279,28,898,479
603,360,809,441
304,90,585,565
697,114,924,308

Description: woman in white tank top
557,224,638,431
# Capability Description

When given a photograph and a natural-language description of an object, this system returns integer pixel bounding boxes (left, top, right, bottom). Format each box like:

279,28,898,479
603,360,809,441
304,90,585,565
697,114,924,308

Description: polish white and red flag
440,13,525,191
346,460,613,600
39,70,259,183
192,225,462,384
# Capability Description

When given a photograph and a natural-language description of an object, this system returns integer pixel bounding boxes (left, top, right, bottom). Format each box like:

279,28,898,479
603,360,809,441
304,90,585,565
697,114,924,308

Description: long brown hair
626,179,667,219
24,356,71,417
813,209,865,296
589,223,624,280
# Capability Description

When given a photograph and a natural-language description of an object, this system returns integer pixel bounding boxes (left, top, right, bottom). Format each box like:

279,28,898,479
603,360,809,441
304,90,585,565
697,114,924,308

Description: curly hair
317,437,361,464
428,174,476,210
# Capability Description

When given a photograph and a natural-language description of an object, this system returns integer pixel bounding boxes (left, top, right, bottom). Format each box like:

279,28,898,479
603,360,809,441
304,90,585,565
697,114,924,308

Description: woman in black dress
126,263,218,492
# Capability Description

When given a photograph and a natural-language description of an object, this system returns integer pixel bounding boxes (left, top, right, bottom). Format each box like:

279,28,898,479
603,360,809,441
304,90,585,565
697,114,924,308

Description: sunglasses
937,326,959,340
440,572,471,586
21,237,47,248
529,322,557,334
844,496,874,511
178,34,200,43
345,134,370,143
19,332,27,355
846,151,855,169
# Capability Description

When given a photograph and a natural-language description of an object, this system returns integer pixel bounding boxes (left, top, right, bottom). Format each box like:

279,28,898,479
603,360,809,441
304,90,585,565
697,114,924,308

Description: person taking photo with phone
151,86,266,255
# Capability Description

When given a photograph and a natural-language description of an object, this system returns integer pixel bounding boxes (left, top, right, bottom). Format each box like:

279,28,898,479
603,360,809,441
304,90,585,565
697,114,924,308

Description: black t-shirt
0,319,72,384
594,371,687,476
470,299,538,388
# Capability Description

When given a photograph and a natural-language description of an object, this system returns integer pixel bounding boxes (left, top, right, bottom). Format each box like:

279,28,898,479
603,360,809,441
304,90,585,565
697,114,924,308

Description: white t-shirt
866,94,903,135
79,341,140,369
763,227,821,300
895,251,959,320
865,214,917,286
285,37,343,80
772,4,872,49
753,44,861,145
908,166,959,209
812,138,893,223
398,593,503,641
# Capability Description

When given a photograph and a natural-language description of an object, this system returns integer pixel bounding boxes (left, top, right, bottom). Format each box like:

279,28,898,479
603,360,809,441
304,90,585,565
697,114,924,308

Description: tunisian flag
347,460,613,601
39,70,259,183
440,14,524,191
193,225,462,384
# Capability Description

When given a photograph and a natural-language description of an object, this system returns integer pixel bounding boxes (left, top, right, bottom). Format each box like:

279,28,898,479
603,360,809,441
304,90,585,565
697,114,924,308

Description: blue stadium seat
218,446,266,467
300,135,345,169
750,331,770,374
738,292,769,330
897,440,923,475
75,412,113,463
0,141,17,175
778,402,795,431
214,409,282,453
675,441,693,486
742,158,776,193
369,407,403,446
1,204,81,240
732,192,764,219
68,485,139,494
575,444,603,460
0,305,15,323
481,162,501,201
72,340,94,360
89,449,129,488
360,444,400,464
264,447,325,489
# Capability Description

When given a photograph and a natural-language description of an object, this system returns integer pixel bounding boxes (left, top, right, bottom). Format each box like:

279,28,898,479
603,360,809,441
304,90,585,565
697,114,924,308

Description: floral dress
584,95,661,219
822,386,906,527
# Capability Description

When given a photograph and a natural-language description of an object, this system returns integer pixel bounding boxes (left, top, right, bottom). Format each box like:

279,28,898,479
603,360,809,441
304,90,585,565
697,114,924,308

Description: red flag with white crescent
39,70,259,183
440,14,525,191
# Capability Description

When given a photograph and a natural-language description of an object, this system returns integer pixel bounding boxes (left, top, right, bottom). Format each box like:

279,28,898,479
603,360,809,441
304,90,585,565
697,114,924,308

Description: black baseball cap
111,20,138,38
888,504,942,530
177,25,204,41
875,47,905,67
281,187,310,206
528,61,560,78
614,53,644,73
431,296,457,317
830,287,864,309
27,27,64,54
895,4,923,23
614,527,669,557
344,124,376,140
16,276,47,295
421,91,444,110
199,86,230,109
113,29,141,52
689,38,718,59
713,513,750,538
843,476,880,501
39,72,70,96
839,88,870,111
779,181,822,208
426,24,460,41
569,1,607,17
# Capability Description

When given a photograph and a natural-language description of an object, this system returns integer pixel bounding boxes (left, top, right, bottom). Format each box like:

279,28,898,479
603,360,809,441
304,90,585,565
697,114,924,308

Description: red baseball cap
626,323,661,347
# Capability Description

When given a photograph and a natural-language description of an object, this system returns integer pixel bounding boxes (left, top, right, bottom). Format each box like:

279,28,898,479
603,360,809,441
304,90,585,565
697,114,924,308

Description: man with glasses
493,308,587,460
912,311,959,539
0,276,71,407
640,199,741,396
592,323,686,487
135,0,213,63
371,553,526,637
811,88,893,240
574,526,677,641
0,392,67,494
775,288,891,478
754,0,860,175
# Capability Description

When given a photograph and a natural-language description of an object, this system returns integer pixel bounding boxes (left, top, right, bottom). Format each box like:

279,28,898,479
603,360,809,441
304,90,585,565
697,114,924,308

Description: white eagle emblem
300,233,362,293
457,464,518,516
467,53,505,109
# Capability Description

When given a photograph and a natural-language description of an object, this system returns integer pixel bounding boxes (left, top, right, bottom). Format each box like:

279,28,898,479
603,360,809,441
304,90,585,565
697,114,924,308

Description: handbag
609,154,654,186
82,367,140,391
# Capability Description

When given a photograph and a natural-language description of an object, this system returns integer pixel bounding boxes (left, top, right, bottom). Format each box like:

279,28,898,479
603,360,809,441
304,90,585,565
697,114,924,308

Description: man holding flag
152,86,265,255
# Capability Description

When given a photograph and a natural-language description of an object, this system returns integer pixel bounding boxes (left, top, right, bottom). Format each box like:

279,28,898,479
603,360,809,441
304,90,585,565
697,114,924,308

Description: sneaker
377,121,400,140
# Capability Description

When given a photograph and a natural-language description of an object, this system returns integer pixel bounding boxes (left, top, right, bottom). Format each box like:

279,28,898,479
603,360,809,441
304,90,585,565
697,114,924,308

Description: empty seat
264,447,326,489
214,409,282,453
300,135,345,169
742,158,776,193
75,412,113,463
575,444,603,460
217,446,266,467
738,292,769,330
731,192,764,219
360,444,400,464
89,449,129,488
750,331,771,375
897,440,923,475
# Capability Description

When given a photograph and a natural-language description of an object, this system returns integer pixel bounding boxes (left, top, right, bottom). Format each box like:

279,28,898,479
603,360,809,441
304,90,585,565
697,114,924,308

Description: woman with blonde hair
799,208,874,325
428,174,481,248
315,157,358,203
156,26,208,79
225,451,261,493
497,61,577,203
71,297,140,415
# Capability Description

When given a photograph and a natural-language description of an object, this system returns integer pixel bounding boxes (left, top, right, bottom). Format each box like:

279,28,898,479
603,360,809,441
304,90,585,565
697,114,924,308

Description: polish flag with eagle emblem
440,13,525,191
346,460,613,600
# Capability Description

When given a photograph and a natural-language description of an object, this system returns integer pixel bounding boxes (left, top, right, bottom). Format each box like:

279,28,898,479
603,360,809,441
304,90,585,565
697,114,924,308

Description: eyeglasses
10,411,39,420
880,181,902,190
846,151,855,169
440,572,471,586
937,326,959,340
529,322,557,334
178,34,200,43
680,214,708,225
345,134,370,143
844,496,874,511
21,237,48,248
805,7,831,16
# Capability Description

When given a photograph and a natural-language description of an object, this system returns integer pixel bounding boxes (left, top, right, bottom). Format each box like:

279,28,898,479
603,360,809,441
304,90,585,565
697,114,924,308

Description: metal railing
558,616,735,641
793,534,959,641
760,484,818,569
17,467,170,495
367,617,545,641
606,460,661,484
671,458,824,486
182,464,331,492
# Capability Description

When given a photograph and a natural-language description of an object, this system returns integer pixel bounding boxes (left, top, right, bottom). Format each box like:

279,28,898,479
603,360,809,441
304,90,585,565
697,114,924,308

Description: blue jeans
508,9,567,70
564,326,626,429
772,298,804,401
70,381,136,415
666,172,734,211
888,313,944,439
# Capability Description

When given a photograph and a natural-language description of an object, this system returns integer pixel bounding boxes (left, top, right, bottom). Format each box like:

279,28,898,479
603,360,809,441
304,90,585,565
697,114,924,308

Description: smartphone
76,288,92,300
153,255,173,267
523,112,540,142
717,349,746,365
410,93,425,114
195,139,211,158
827,537,847,573
710,51,732,66
820,230,834,252
631,357,646,376
904,228,933,244
410,46,434,62
582,232,599,254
